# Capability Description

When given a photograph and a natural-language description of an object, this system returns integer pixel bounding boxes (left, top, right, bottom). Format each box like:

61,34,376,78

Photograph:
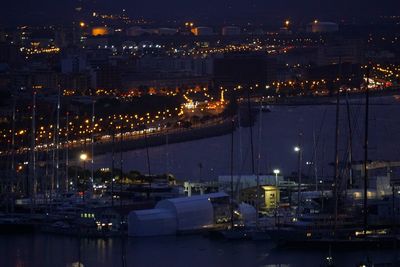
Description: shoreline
73,117,237,158
5,91,398,160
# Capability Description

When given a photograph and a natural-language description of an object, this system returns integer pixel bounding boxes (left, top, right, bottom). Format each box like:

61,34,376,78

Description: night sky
1,0,400,25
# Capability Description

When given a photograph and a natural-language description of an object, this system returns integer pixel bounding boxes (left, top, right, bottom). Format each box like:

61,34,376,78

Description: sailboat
267,66,368,246
219,90,270,241
264,65,394,248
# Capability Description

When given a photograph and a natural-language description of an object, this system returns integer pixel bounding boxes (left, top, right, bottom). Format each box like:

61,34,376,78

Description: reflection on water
0,233,398,267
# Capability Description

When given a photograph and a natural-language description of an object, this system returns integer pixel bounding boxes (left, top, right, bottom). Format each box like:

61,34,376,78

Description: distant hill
0,0,399,26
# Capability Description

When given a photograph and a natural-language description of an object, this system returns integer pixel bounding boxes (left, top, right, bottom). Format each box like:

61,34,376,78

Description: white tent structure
128,192,229,237
128,209,176,237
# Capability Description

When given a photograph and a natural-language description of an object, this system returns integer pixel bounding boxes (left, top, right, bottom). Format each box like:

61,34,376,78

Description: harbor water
1,233,399,267
94,96,400,181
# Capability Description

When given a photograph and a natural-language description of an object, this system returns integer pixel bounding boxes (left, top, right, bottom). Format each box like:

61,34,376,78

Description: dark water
94,96,400,181
0,233,398,267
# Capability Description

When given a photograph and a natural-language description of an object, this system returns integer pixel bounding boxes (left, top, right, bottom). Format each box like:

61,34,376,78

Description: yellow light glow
80,153,88,161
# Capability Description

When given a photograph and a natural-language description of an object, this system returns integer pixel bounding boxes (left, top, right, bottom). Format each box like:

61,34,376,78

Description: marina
2,95,400,266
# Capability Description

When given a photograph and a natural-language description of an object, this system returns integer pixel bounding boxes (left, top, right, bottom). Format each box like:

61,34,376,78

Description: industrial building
191,27,214,36
218,175,282,193
222,26,241,36
307,21,339,33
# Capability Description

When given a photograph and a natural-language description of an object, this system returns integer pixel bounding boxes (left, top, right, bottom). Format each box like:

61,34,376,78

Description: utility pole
296,132,303,216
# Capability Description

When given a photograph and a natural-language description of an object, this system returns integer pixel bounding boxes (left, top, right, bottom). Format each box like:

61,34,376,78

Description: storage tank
126,27,146,36
308,21,339,33
222,26,241,36
191,27,214,36
156,28,178,35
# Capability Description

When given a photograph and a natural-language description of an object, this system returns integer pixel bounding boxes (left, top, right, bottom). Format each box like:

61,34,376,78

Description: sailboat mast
246,86,257,226
144,127,152,199
235,106,243,201
11,97,16,193
65,111,69,192
296,132,303,216
119,123,127,267
10,96,16,212
165,130,169,174
363,66,370,233
55,86,61,191
145,129,151,176
256,103,263,175
256,103,263,227
230,119,235,229
312,128,318,191
51,116,56,195
236,109,243,199
246,87,255,173
120,124,123,207
91,100,95,188
111,126,115,207
345,93,353,188
30,89,37,211
333,77,341,233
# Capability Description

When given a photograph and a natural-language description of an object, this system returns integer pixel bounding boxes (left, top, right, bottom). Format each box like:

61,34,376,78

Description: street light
273,169,280,208
80,153,88,161
79,153,88,200
294,144,302,215
273,169,280,186
272,168,281,221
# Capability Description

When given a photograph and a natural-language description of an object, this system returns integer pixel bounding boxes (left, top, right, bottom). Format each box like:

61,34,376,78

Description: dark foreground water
0,233,399,267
